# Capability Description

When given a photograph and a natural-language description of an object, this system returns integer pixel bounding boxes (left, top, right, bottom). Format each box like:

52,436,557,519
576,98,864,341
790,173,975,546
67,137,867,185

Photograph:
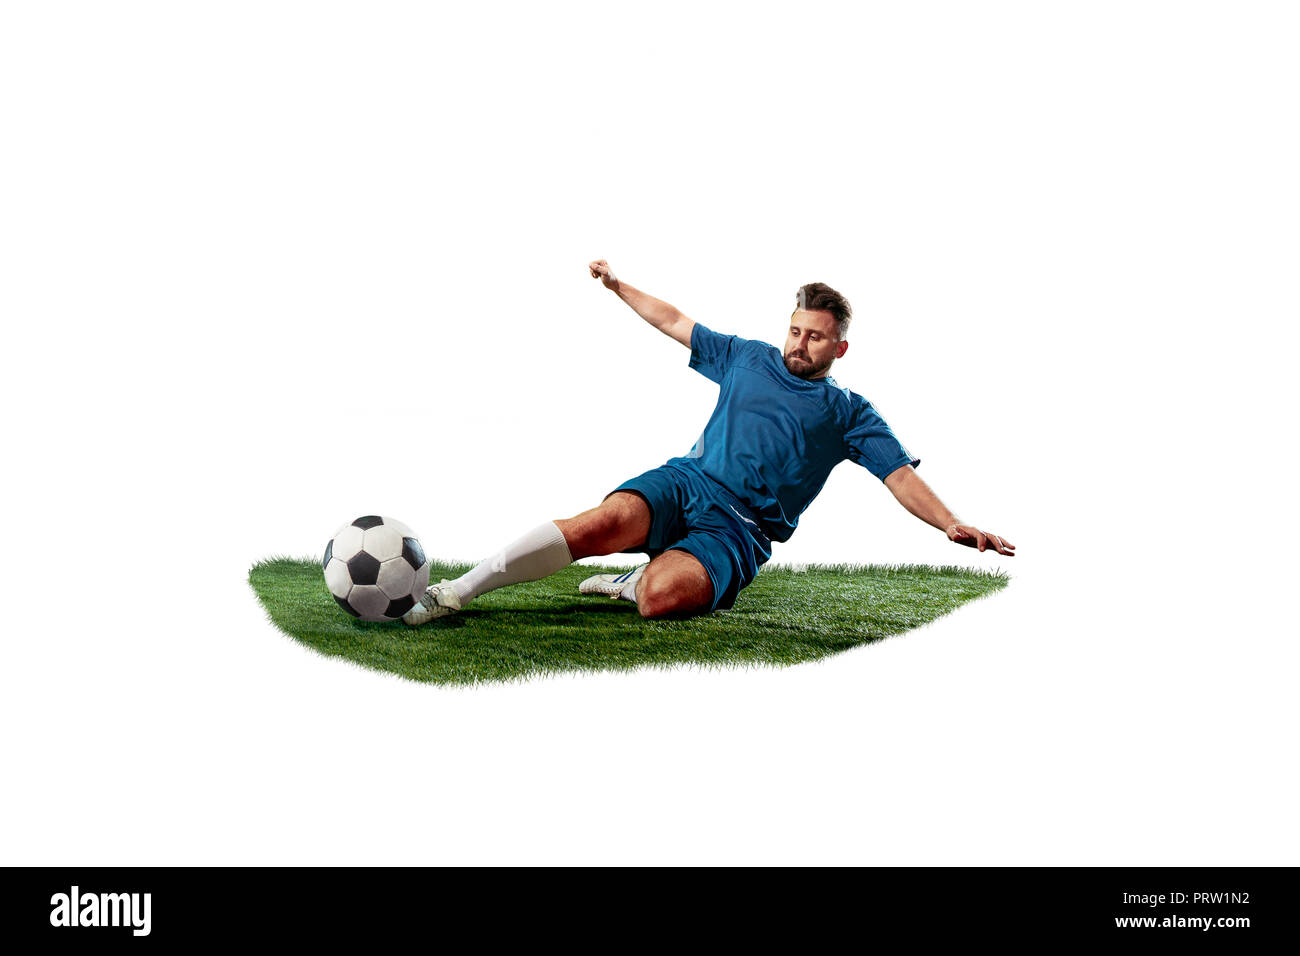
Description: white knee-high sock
448,521,574,605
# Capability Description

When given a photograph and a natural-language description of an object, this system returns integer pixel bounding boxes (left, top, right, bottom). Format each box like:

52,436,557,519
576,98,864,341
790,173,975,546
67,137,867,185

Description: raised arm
883,465,1016,556
589,259,696,347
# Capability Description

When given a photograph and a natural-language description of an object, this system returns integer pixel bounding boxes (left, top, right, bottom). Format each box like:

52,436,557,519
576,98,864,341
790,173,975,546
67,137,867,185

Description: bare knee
636,563,712,619
556,493,649,559
636,573,677,618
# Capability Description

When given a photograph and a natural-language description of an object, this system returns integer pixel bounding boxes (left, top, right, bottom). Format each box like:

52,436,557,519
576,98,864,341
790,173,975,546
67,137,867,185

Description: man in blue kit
404,260,1014,625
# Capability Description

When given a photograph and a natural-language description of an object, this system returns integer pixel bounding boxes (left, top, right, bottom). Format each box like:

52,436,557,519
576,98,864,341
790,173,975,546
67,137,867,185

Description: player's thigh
554,491,650,559
637,548,714,618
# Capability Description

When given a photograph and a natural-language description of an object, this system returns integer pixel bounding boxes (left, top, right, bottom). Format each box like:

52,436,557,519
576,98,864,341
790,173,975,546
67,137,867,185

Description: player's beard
783,349,834,380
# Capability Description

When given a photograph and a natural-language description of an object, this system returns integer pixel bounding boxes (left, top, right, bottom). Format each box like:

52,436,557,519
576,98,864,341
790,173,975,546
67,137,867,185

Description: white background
2,1,1295,865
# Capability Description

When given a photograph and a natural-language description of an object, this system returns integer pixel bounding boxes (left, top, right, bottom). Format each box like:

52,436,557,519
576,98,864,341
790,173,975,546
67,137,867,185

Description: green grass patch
248,558,1009,685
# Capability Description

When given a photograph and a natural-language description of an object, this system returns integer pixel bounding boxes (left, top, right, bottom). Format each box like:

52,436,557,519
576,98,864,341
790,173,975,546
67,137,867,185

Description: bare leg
555,492,651,559
439,493,651,610
634,549,714,619
412,492,710,624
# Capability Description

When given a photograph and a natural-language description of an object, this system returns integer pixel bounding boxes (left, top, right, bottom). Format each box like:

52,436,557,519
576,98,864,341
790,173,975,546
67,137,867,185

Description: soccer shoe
578,565,645,600
402,580,463,626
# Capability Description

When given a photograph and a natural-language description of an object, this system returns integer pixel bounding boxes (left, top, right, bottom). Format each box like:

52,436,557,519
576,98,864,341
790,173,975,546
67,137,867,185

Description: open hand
588,259,620,291
947,523,1015,556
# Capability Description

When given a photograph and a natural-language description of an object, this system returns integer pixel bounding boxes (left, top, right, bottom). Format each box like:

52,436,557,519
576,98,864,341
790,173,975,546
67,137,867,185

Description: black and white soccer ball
323,515,431,621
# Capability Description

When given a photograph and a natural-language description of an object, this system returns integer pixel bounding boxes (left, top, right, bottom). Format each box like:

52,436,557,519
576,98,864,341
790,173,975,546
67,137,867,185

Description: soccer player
404,260,1014,625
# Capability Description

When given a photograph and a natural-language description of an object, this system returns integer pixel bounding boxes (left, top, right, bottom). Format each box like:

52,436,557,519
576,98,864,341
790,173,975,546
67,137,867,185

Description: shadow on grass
248,557,1010,685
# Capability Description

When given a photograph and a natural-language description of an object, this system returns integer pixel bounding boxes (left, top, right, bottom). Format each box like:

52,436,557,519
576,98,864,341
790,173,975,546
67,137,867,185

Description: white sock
449,521,574,605
618,566,645,602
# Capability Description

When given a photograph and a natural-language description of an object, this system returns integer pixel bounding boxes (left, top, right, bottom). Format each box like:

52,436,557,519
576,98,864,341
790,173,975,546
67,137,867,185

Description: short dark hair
795,282,852,338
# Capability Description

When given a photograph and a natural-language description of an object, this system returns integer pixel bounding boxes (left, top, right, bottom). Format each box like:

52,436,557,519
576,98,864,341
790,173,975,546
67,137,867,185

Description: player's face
783,310,849,379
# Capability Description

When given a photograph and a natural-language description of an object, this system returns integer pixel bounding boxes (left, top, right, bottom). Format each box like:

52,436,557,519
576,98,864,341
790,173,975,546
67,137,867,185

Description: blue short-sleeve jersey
680,322,920,542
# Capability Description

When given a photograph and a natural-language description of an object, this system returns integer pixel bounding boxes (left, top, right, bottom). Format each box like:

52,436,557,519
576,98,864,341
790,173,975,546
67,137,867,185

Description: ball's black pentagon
401,536,426,570
352,515,384,530
385,594,416,618
347,550,381,586
322,539,333,569
333,593,360,617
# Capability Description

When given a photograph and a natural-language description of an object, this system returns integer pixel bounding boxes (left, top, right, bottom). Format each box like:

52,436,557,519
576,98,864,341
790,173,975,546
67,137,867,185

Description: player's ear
836,340,849,358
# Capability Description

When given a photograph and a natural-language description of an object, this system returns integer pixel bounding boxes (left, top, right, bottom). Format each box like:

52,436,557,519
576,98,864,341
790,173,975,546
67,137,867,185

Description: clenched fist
588,259,620,291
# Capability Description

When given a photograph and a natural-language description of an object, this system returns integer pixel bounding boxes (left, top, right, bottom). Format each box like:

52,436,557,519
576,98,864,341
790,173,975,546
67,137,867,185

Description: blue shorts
609,458,773,612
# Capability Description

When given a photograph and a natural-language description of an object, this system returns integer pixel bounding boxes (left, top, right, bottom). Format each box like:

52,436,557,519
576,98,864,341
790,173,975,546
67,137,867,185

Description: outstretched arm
589,259,696,347
883,465,1016,556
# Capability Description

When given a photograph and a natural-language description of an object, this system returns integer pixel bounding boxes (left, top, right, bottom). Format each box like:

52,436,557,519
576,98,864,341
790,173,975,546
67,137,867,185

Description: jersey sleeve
845,398,921,480
688,323,747,384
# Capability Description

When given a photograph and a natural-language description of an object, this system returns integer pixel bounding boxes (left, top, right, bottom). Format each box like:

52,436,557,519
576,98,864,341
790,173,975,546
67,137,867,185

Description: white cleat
579,565,645,600
402,580,463,626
